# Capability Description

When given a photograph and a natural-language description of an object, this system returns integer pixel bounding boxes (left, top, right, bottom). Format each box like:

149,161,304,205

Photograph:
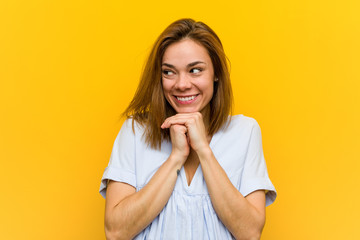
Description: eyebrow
162,61,206,69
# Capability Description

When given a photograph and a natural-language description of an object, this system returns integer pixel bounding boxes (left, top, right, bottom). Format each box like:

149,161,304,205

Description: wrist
168,152,186,169
196,146,213,161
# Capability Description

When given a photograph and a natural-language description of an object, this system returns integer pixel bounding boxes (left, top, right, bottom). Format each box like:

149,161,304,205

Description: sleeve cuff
240,177,277,207
99,166,136,198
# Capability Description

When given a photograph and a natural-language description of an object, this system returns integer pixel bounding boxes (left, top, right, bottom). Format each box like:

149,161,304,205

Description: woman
99,18,276,240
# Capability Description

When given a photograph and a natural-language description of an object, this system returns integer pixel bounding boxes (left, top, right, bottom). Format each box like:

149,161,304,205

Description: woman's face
161,39,215,116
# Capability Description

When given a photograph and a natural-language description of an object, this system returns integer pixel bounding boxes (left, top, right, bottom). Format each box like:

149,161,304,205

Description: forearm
198,148,265,240
105,156,182,240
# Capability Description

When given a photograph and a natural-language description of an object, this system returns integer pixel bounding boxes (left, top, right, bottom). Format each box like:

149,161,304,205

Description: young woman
99,18,276,240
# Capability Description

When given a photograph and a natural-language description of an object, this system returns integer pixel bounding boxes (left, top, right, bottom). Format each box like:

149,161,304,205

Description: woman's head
124,18,233,149
161,38,215,119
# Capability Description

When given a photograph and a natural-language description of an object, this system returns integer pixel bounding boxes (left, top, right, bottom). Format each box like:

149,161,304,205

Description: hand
168,124,190,164
161,112,210,153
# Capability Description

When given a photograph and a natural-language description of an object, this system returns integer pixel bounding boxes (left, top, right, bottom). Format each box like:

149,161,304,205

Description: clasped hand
161,112,210,162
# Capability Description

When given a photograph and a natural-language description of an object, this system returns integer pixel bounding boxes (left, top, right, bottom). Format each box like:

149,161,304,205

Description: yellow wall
1,0,359,239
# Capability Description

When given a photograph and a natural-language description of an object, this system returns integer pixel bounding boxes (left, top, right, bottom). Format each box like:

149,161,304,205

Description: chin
174,108,201,114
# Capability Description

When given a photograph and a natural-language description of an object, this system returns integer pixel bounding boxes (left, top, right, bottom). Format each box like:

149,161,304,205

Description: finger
172,124,187,133
162,113,201,128
162,117,192,129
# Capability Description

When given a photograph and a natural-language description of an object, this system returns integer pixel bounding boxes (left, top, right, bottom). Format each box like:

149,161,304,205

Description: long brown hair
123,18,233,149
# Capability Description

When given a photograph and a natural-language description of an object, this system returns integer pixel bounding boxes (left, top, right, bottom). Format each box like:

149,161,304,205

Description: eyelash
162,68,203,76
190,68,202,74
162,70,174,76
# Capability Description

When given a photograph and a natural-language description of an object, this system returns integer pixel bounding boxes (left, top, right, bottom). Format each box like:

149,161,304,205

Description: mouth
173,94,199,104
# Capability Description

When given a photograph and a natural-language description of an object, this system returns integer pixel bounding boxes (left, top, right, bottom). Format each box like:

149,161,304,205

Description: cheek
207,88,214,99
199,80,214,96
162,80,173,93
161,81,171,99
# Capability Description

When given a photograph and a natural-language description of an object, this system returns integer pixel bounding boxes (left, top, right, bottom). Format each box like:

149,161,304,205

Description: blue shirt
99,114,277,239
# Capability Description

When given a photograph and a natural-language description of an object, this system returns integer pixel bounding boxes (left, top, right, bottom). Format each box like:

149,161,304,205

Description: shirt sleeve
99,119,136,198
239,119,277,206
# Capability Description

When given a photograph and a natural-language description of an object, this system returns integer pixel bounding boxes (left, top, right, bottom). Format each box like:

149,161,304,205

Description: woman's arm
197,147,266,240
105,124,189,240
105,155,181,240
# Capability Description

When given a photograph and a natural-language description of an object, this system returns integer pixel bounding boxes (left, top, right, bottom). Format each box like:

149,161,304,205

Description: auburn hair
123,18,233,149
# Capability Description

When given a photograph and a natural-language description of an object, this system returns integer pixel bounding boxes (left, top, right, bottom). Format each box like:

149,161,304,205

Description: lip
173,94,199,104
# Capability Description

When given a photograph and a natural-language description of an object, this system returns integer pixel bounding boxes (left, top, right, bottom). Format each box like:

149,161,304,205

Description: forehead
162,39,211,65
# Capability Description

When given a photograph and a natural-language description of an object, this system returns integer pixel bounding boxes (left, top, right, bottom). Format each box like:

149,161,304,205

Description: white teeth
176,95,196,101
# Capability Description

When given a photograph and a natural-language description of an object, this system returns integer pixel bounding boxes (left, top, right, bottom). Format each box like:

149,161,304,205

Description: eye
162,69,174,76
190,68,202,74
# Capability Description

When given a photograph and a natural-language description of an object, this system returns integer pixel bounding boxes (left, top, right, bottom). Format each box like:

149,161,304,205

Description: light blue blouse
99,114,277,239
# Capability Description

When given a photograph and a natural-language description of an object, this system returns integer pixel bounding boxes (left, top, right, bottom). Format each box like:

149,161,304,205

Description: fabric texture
99,114,277,239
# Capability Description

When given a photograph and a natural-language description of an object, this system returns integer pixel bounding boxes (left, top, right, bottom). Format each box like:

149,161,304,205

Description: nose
175,74,192,91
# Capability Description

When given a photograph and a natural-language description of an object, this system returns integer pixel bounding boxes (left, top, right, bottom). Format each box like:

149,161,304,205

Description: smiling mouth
176,95,197,101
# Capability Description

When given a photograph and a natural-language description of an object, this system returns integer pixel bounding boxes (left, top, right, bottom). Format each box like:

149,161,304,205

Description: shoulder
212,114,261,146
116,118,134,137
223,114,260,133
121,118,145,133
115,118,146,142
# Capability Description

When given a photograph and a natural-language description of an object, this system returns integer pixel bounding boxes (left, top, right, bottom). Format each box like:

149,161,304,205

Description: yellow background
1,0,359,239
